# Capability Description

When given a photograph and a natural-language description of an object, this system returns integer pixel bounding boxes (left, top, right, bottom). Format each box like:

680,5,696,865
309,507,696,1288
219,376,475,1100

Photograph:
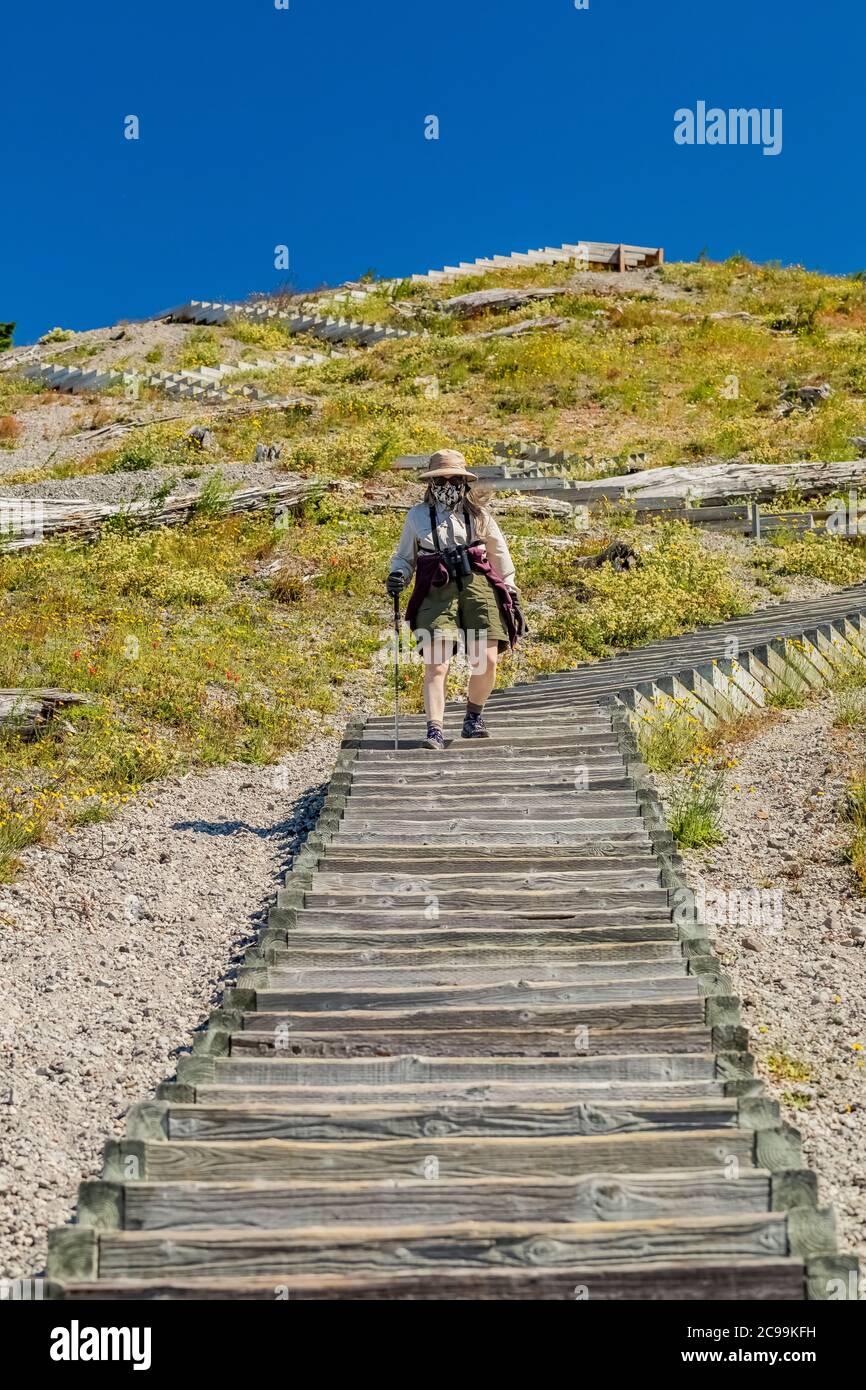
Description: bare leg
466,639,499,709
423,658,450,724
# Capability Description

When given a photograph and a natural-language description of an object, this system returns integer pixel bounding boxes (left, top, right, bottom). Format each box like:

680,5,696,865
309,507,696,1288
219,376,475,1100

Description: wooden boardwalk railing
45,588,866,1300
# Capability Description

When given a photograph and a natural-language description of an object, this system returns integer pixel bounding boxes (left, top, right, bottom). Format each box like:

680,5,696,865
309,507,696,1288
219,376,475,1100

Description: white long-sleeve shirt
389,501,517,588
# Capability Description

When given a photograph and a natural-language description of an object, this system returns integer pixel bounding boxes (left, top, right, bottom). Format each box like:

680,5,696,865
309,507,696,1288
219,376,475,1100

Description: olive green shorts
413,571,509,656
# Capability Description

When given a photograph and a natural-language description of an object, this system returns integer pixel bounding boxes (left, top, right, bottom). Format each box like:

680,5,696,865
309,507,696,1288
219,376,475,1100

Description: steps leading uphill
46,589,866,1300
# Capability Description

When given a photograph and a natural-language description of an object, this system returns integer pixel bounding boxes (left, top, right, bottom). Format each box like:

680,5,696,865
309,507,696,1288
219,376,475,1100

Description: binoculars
442,545,473,581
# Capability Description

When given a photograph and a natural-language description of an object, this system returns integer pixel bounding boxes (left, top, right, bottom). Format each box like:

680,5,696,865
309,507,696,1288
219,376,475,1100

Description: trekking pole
392,591,401,751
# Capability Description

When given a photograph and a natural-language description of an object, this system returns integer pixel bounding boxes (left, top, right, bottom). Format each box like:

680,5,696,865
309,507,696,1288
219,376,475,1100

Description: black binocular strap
428,504,474,550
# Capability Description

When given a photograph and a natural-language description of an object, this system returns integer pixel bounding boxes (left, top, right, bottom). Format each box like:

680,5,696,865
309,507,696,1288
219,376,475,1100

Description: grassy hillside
3,253,866,876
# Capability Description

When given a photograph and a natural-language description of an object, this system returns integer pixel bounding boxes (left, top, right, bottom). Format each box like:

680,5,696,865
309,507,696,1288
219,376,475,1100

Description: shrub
38,327,74,343
669,762,726,848
0,415,22,448
638,709,703,771
156,570,230,606
537,524,747,658
177,328,221,370
769,533,866,586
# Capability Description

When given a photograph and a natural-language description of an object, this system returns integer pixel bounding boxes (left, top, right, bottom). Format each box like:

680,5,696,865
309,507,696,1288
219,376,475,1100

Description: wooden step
51,1257,808,1300
82,1212,791,1279
189,1077,731,1106
156,1097,741,1142
256,960,688,988
78,1166,773,1232
247,977,700,1014
193,1052,726,1087
260,941,684,969
278,926,681,950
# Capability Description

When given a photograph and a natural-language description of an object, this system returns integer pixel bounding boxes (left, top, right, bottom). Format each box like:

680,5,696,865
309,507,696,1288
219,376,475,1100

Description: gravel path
659,698,866,1263
0,739,339,1279
0,462,292,505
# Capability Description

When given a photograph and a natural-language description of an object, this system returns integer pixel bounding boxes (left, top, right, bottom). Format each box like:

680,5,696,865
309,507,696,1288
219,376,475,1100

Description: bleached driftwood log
567,458,866,506
0,476,322,552
0,689,90,737
441,287,562,317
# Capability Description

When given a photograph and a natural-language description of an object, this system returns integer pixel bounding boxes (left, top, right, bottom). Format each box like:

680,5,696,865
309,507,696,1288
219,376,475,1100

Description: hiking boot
461,711,490,739
424,725,446,751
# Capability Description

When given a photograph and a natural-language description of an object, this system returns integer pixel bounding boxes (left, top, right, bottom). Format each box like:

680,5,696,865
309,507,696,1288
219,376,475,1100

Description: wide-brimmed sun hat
417,448,477,481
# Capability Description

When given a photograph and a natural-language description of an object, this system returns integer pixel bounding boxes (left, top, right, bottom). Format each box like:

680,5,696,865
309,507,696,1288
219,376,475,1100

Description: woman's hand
386,572,407,596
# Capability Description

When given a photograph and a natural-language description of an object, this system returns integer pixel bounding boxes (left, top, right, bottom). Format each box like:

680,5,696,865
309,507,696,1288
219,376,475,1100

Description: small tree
0,322,14,353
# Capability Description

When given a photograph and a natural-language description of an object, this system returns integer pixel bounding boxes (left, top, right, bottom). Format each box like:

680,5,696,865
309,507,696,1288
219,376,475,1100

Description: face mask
431,479,463,510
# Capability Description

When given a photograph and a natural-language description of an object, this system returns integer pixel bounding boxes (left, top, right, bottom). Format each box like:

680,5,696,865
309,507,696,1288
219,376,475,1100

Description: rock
186,426,216,451
743,936,762,952
777,382,832,417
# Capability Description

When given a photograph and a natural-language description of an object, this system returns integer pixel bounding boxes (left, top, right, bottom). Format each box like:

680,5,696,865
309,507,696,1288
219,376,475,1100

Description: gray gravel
0,462,293,505
659,696,866,1264
0,739,339,1279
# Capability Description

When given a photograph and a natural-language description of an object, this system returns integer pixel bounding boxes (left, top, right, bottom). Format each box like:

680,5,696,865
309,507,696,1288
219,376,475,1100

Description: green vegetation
638,708,703,772
0,506,395,877
8,252,866,873
767,1052,813,1084
668,760,726,848
535,523,747,658
0,321,14,353
177,327,222,370
845,773,866,892
754,531,866,586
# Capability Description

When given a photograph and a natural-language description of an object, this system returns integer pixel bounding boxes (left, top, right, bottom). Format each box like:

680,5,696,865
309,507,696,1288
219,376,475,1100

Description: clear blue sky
3,0,864,345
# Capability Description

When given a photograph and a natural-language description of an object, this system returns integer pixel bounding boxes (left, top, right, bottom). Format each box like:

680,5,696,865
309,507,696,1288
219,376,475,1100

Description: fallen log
488,492,576,518
0,688,90,737
441,287,562,318
0,476,322,551
564,458,866,507
474,316,569,340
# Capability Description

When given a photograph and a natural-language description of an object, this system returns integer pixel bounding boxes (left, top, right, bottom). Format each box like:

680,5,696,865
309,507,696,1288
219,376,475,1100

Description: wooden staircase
46,592,866,1300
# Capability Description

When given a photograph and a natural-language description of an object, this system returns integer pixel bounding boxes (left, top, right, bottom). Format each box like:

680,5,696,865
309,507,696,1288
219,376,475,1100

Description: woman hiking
386,448,523,750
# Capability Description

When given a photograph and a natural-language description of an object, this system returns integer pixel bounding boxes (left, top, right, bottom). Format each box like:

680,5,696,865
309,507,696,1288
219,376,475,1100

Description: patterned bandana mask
431,479,463,510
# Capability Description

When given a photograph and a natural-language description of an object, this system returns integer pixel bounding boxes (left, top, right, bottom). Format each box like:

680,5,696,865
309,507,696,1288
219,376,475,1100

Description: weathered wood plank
249,978,698,1014
163,1097,739,1142
287,909,673,932
192,1078,728,1107
256,960,687,989
51,1257,807,1300
113,1129,755,1182
200,1052,721,1087
235,1000,705,1041
96,1212,788,1278
283,926,680,950
110,1167,770,1231
300,887,666,912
